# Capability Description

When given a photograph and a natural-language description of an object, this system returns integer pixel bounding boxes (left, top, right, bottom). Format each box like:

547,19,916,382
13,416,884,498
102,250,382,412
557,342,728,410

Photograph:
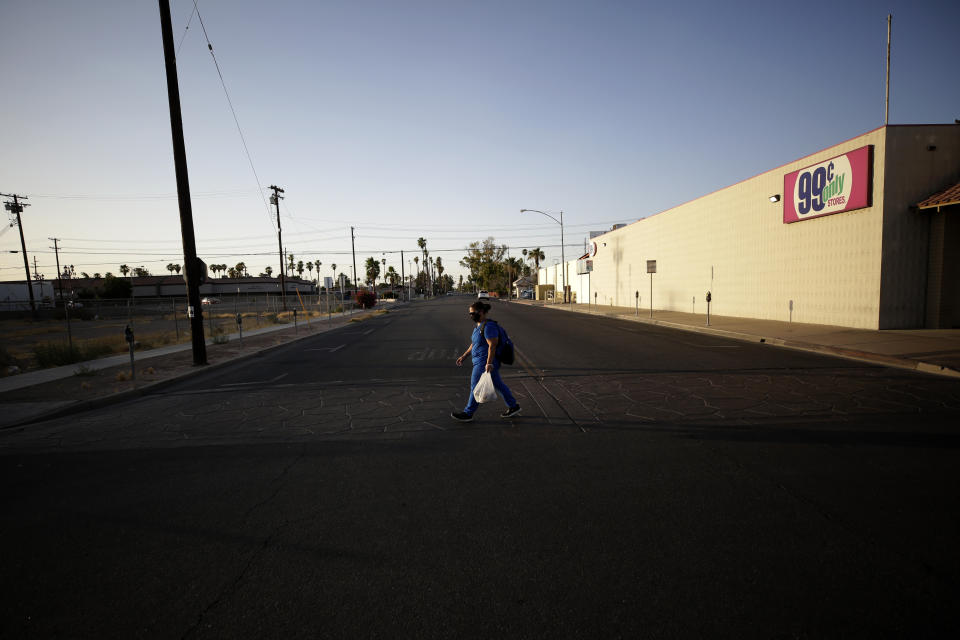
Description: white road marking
679,342,741,348
219,372,289,387
307,344,346,353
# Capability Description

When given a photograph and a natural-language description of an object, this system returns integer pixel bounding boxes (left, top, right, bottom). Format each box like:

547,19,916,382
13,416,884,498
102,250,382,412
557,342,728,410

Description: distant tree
306,261,313,281
435,257,445,293
526,247,545,272
133,267,150,277
297,260,304,278
173,264,181,274
364,257,381,287
264,265,273,278
93,273,101,279
228,267,238,278
235,262,247,278
119,264,130,277
460,237,508,292
102,274,132,298
287,254,295,277
167,263,175,275
386,266,399,287
104,272,113,278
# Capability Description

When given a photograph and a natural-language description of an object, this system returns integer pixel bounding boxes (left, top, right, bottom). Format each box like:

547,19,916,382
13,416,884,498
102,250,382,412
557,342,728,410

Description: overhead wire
188,0,275,234
175,0,199,56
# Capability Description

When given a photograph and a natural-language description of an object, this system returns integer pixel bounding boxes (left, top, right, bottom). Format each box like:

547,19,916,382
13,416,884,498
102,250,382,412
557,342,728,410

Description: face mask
469,311,482,322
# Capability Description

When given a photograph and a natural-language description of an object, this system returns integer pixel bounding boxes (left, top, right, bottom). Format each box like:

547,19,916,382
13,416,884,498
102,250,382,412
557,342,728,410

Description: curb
533,303,960,379
1,307,400,430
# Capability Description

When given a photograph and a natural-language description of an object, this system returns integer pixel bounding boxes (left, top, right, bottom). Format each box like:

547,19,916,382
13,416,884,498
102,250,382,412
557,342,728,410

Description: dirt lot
1,298,347,374
0,309,384,409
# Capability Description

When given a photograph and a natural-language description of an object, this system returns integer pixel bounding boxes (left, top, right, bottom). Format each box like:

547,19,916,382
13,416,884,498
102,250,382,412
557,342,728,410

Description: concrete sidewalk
526,300,960,378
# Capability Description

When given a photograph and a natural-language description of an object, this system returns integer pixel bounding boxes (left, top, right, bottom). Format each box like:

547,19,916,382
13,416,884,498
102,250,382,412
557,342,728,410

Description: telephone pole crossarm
2,193,36,315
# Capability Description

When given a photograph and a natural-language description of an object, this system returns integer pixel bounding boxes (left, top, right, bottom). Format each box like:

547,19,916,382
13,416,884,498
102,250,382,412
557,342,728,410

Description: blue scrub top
471,322,500,364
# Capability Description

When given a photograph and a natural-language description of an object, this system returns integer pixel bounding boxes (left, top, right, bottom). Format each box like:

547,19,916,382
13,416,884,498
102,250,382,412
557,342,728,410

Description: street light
521,209,566,302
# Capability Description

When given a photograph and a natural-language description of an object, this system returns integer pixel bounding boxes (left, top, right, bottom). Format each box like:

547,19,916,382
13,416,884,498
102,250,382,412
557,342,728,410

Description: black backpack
487,320,515,365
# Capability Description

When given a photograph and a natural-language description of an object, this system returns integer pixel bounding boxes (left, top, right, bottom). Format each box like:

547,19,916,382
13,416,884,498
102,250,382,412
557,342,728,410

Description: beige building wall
878,125,960,328
585,125,960,329
589,128,888,328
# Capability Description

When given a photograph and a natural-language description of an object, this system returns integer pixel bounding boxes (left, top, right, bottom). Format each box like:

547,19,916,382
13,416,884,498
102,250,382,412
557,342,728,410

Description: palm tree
386,266,399,287
527,247,545,272
297,260,304,279
306,261,313,282
364,256,380,287
287,254,295,277
264,265,273,278
167,263,176,275
435,257,444,293
417,237,430,294
235,262,247,278
119,264,130,277
174,264,181,275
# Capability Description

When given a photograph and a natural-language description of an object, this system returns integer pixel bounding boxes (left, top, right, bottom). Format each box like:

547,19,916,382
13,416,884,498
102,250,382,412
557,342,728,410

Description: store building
543,124,960,330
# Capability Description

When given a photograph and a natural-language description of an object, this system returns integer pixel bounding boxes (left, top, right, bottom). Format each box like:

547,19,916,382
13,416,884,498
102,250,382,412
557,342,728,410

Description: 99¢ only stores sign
783,145,873,223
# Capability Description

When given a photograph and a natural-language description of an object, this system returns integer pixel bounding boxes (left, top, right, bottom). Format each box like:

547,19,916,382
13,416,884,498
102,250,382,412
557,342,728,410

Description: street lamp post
521,209,566,302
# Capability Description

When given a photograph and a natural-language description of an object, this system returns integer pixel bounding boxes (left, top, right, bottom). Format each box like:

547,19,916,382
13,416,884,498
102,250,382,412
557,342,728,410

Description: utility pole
158,0,207,366
400,250,405,301
50,237,74,352
2,193,36,316
885,14,892,125
350,226,358,299
270,185,286,310
32,256,40,281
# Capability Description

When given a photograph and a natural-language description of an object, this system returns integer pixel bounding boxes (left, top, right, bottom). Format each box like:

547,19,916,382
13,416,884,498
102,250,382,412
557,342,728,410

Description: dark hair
470,301,491,313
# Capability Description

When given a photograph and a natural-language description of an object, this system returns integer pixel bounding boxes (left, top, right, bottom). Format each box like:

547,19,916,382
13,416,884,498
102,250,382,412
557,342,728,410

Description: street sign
647,260,657,273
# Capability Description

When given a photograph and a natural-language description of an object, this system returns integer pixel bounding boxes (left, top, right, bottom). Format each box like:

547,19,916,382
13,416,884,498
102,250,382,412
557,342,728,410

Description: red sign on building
783,146,873,223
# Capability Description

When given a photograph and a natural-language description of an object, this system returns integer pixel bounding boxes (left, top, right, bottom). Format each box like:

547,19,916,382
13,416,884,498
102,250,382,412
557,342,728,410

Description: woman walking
451,301,521,422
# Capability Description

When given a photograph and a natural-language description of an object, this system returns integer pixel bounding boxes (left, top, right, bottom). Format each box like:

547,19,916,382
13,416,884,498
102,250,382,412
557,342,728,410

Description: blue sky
2,0,958,284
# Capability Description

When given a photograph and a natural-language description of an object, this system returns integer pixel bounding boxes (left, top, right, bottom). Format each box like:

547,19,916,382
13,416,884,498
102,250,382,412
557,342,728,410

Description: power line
29,189,256,201
188,0,274,233
175,0,200,56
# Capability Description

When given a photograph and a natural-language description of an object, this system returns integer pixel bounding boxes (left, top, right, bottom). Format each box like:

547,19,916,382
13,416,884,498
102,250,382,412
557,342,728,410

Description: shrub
1,347,23,376
356,290,377,309
34,342,83,368
33,337,124,368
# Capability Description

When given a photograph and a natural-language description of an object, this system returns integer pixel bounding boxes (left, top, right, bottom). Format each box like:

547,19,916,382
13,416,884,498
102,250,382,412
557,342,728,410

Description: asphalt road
2,297,959,638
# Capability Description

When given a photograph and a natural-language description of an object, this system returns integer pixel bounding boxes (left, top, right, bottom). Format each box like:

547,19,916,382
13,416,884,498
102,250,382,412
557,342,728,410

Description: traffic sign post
647,260,656,318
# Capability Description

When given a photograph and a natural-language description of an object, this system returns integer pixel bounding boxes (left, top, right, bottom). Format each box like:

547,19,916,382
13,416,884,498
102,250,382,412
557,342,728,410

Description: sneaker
500,405,522,419
450,411,474,422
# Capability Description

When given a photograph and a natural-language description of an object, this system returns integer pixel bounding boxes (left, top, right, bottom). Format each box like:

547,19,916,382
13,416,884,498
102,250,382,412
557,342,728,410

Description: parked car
201,297,221,305
477,290,490,302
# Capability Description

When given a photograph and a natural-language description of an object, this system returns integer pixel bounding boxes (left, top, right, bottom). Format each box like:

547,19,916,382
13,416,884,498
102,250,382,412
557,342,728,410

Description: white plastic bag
473,371,498,403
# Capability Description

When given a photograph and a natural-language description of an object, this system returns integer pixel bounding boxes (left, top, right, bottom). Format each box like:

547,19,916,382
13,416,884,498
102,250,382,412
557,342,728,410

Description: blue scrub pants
464,362,517,415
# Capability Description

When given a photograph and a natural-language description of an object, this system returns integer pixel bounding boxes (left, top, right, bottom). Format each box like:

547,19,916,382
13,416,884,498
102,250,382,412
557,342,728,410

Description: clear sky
2,0,958,286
